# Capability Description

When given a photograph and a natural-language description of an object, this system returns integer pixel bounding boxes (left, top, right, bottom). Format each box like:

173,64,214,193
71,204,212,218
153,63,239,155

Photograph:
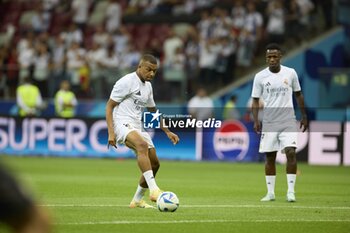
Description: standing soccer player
106,54,180,208
251,43,308,202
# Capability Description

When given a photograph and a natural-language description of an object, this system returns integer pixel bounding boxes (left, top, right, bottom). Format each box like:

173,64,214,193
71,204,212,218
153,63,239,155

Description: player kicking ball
251,43,308,202
106,54,180,208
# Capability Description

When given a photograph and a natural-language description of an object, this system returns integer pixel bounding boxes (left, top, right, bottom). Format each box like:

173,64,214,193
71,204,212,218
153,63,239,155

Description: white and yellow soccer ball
156,191,179,212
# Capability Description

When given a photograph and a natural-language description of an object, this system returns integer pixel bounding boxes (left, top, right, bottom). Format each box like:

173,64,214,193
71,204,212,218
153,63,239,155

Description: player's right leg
260,151,277,201
259,129,279,202
125,132,160,207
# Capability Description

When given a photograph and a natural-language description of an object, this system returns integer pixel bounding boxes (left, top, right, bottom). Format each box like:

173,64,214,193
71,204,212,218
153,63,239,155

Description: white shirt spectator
231,2,246,31
188,88,214,121
60,26,83,47
163,31,183,64
198,39,220,69
33,52,50,81
18,45,35,69
93,26,109,48
72,0,90,25
87,44,107,70
266,1,285,35
106,0,122,33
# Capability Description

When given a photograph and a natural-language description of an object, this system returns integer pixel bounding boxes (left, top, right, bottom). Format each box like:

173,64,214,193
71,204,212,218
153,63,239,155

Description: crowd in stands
0,0,335,103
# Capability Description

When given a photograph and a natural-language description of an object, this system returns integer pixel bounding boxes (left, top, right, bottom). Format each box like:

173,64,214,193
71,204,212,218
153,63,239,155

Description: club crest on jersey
213,120,249,160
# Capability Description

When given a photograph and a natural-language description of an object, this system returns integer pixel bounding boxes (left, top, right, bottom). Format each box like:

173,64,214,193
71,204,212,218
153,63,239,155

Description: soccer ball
157,191,179,212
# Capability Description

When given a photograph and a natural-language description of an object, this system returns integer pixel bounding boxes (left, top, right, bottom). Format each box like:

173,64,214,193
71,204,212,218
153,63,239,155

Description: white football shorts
114,120,155,148
259,121,298,153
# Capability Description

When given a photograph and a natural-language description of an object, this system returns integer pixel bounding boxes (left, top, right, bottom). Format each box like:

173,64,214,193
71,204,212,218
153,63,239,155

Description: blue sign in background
0,117,197,160
201,121,262,162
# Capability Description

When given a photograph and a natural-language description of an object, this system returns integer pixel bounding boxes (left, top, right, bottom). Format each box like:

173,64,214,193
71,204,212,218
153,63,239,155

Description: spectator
187,87,214,121
99,44,120,93
18,39,35,84
163,46,187,101
236,1,263,67
16,77,43,117
0,46,7,98
54,80,78,118
119,42,141,73
106,0,122,33
112,26,131,56
231,0,246,36
197,10,214,41
295,0,314,37
266,0,286,44
50,35,67,98
31,4,50,34
92,25,109,48
198,38,220,85
66,41,86,93
163,29,184,66
60,23,83,48
223,95,240,120
215,36,236,85
71,0,90,31
32,43,51,98
86,42,106,99
3,47,19,98
286,0,303,45
183,26,200,95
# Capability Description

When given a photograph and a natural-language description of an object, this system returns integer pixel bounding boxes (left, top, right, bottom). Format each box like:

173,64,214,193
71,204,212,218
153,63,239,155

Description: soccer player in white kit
105,54,180,208
251,43,308,202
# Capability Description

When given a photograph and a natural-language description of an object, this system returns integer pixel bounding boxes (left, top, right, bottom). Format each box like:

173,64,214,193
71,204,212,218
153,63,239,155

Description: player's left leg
285,147,297,202
279,121,298,202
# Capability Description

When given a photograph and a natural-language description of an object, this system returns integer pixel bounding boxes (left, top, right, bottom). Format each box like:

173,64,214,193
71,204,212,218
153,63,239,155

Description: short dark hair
266,43,282,51
140,54,158,65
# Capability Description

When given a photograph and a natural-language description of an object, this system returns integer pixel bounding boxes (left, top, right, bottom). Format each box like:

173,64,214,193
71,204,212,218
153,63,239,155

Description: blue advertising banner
201,120,262,161
0,117,196,160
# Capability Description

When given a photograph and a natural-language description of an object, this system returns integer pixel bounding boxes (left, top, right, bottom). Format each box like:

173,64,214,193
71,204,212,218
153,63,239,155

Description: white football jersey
251,65,301,124
110,72,155,127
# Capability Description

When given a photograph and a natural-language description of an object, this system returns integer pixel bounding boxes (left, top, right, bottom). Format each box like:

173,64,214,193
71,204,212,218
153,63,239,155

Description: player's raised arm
147,106,180,145
106,99,119,148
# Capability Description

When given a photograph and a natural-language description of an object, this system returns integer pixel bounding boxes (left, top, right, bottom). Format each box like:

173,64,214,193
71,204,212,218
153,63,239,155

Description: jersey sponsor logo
143,110,162,129
213,120,249,160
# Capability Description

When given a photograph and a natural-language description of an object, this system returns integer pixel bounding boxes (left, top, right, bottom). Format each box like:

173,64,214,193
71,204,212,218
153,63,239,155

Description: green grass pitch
1,156,349,233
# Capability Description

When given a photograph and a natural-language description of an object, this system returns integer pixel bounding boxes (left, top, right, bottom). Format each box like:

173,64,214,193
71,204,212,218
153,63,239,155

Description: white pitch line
42,204,350,210
59,219,350,225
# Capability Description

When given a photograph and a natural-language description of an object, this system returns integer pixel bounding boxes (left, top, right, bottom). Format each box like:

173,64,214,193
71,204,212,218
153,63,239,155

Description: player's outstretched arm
106,99,119,148
294,91,308,132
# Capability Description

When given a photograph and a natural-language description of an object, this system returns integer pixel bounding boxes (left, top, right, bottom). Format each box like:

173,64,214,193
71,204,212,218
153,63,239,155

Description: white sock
287,174,296,193
143,170,159,191
265,176,276,194
132,185,147,202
